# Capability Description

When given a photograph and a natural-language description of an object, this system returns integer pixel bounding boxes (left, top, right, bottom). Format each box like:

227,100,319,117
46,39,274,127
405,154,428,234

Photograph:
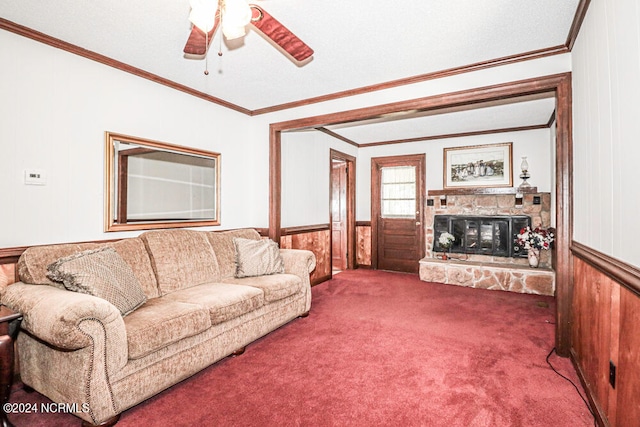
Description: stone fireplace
419,189,555,295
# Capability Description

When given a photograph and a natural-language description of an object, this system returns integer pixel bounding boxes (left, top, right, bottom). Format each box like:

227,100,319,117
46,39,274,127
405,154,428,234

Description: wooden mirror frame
104,131,221,232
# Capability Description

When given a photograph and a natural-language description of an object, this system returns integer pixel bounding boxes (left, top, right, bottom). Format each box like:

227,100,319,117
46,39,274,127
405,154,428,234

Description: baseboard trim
569,348,609,427
311,274,332,286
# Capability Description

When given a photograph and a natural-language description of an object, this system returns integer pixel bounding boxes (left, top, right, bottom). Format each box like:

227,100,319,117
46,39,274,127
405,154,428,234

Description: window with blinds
381,166,416,218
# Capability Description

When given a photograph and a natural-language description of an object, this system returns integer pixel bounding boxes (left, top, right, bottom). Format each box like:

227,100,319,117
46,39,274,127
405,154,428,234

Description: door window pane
381,166,416,218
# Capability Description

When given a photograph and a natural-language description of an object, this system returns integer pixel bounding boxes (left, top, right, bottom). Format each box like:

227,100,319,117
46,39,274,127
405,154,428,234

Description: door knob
416,222,421,225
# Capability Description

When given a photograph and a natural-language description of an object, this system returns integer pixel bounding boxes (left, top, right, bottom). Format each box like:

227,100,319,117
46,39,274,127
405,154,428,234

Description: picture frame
443,142,513,189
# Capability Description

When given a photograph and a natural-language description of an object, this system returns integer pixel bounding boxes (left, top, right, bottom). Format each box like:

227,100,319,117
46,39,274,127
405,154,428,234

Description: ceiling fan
183,0,314,63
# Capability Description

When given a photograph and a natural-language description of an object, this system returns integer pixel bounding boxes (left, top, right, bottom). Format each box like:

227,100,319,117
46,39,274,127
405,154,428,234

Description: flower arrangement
438,232,455,249
516,226,554,250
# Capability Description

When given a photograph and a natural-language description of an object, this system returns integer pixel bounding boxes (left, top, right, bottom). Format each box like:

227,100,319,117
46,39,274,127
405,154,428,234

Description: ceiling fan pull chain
204,31,210,75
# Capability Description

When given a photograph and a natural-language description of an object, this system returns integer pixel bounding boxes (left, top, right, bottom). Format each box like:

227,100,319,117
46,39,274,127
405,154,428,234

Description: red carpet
8,270,593,426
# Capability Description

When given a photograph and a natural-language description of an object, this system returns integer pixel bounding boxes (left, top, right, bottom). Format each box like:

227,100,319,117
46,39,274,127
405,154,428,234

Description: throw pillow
234,237,285,278
47,247,147,316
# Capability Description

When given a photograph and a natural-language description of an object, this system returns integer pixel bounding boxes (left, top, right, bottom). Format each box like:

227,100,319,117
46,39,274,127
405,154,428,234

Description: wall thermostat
24,169,47,185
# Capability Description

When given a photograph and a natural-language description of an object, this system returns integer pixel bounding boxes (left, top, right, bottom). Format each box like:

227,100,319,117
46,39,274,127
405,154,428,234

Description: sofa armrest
1,282,126,354
280,249,316,277
279,249,315,313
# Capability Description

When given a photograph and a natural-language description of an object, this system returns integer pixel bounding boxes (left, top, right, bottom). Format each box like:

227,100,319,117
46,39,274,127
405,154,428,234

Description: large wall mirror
104,131,220,232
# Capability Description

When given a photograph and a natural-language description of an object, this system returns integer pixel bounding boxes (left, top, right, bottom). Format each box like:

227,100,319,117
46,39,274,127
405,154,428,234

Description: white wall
281,127,553,224
1,25,571,248
0,30,253,247
281,130,357,227
572,0,640,267
355,128,553,221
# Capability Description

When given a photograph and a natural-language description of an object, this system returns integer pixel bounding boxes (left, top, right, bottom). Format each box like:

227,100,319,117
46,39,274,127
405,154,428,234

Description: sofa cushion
233,238,284,278
206,229,261,278
18,242,100,288
104,238,160,299
163,283,264,325
46,247,147,317
123,298,212,359
140,230,221,296
222,274,302,303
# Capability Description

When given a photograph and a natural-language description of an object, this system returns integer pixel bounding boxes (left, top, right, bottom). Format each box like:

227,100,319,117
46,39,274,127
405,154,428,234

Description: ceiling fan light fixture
189,0,219,33
221,0,251,40
221,24,247,40
183,0,314,63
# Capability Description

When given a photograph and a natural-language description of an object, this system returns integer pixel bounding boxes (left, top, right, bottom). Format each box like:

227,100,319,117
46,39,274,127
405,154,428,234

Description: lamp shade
221,0,251,40
189,0,218,33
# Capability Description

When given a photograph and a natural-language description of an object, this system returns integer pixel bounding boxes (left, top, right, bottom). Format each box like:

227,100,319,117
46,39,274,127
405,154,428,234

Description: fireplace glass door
435,215,530,258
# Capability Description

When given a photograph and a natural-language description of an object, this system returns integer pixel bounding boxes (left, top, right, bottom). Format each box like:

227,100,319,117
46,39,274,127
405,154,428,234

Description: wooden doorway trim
371,154,426,272
330,149,356,272
270,72,572,355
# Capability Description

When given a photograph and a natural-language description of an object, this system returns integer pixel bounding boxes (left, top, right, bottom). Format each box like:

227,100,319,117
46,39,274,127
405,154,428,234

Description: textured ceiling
325,96,557,146
1,0,579,139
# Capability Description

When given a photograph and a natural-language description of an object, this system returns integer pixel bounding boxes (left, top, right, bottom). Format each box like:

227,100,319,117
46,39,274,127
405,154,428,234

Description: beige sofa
0,228,315,426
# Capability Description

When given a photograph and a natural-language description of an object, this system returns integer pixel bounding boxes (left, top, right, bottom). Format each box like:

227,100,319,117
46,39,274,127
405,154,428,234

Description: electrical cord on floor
546,347,596,427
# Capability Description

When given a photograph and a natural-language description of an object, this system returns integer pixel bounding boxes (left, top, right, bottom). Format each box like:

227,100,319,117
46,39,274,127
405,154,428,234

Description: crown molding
251,45,569,115
2,0,591,115
0,18,251,116
566,0,591,51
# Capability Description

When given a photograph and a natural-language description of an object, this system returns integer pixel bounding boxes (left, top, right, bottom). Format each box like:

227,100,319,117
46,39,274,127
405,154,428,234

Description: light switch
24,169,47,185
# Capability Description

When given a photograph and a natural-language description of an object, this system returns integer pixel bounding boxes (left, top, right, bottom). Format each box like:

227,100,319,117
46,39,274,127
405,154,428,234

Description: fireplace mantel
428,187,538,197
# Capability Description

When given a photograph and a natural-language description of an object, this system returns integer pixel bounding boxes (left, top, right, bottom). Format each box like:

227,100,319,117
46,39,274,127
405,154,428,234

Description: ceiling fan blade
183,14,221,56
249,4,314,62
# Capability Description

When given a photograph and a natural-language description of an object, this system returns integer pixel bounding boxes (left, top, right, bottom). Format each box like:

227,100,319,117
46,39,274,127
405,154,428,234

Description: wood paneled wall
279,223,371,283
280,226,331,285
0,264,17,288
571,244,640,427
356,222,371,268
616,285,640,426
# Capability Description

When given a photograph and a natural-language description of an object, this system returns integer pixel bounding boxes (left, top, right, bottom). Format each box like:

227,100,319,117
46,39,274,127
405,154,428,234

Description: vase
528,248,540,268
442,253,448,260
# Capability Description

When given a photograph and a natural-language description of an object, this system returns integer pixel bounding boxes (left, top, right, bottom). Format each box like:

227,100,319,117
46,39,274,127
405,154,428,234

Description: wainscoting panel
571,243,640,427
0,263,17,288
616,285,640,427
280,227,331,285
571,256,614,422
356,223,371,268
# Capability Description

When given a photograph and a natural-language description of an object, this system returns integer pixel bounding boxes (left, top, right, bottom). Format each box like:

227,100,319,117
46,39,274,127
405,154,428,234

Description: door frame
330,149,356,272
371,154,426,271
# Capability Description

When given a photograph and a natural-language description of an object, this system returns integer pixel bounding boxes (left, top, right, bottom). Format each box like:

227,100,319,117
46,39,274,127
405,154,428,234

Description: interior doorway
371,154,426,274
330,149,356,275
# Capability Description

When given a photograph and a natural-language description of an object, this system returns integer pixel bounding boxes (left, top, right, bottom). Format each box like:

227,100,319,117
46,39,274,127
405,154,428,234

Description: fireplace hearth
434,215,531,258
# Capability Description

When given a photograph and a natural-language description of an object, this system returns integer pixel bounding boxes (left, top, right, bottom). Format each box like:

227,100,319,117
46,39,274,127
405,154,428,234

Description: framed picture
443,142,513,189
